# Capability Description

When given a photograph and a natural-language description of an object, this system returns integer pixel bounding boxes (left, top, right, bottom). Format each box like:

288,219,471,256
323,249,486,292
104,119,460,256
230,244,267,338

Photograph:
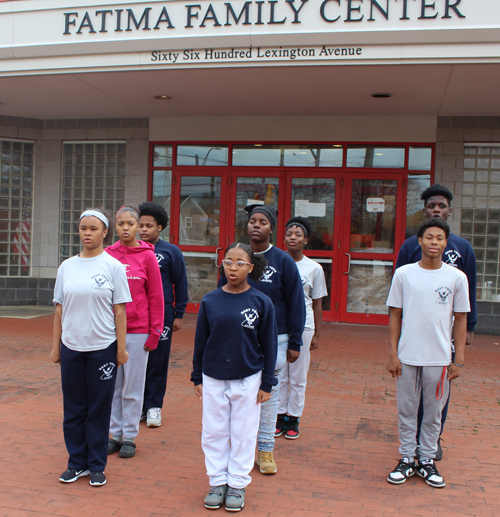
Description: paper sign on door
366,198,385,213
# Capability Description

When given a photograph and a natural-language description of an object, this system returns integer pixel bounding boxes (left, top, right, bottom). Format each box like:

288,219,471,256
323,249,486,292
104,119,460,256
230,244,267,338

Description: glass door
170,169,228,310
339,174,405,324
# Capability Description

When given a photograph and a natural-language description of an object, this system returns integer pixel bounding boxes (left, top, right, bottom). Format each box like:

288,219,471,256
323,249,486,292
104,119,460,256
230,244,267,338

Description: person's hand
310,336,319,351
144,346,154,352
287,349,300,363
447,363,462,380
386,355,402,378
466,331,474,346
257,390,270,404
173,318,183,332
117,350,129,367
50,348,61,364
194,384,203,399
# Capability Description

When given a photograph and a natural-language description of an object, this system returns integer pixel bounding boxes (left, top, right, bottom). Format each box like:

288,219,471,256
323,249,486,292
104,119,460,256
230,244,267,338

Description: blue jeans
257,334,289,452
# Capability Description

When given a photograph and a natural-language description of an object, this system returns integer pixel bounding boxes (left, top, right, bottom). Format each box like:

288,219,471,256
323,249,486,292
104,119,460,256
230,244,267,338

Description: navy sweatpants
60,341,117,472
143,313,175,410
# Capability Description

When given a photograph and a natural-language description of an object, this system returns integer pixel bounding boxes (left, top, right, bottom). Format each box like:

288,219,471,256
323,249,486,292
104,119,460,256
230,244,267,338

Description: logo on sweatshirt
123,264,142,280
156,253,164,265
241,308,259,329
260,266,277,283
436,286,452,305
160,325,170,340
99,362,116,380
91,273,111,290
444,249,461,268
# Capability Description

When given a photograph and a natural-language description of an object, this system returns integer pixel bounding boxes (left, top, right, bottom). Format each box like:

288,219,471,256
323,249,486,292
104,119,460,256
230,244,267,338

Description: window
232,145,343,167
461,145,500,302
60,142,126,262
0,139,34,277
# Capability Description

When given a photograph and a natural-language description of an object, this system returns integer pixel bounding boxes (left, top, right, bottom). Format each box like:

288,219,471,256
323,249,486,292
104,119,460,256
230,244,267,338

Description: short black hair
285,216,312,238
218,242,268,281
421,184,454,207
417,217,450,240
138,202,169,229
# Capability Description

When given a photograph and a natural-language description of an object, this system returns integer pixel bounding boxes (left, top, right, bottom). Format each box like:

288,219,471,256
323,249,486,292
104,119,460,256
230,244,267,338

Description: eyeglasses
221,259,252,269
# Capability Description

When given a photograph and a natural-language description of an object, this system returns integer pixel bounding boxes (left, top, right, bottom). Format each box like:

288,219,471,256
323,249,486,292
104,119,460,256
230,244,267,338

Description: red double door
168,168,406,325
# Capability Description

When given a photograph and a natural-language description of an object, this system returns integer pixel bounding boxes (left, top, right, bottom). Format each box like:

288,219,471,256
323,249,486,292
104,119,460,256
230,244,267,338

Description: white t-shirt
53,252,132,352
386,262,470,366
296,256,328,331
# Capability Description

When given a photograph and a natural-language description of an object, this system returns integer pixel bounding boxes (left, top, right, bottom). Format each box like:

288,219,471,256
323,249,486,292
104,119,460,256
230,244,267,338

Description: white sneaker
147,407,161,427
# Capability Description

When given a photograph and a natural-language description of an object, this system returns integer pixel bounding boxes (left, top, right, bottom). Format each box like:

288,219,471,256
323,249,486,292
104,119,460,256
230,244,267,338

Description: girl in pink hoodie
106,205,164,458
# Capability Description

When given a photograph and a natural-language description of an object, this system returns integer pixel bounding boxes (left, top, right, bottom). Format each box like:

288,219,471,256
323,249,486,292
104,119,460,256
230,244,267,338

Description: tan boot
256,451,277,475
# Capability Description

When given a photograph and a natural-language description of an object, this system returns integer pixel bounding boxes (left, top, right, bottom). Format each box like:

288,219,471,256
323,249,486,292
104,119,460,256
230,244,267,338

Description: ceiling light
254,144,263,147
154,95,172,100
332,144,342,148
375,153,384,156
371,93,392,98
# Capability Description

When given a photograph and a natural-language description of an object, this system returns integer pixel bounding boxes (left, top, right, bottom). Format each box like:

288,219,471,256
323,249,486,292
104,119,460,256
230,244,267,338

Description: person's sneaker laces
204,484,228,509
89,471,106,486
59,468,90,483
416,459,445,488
275,414,288,437
387,458,416,485
285,416,300,440
147,407,162,427
225,487,245,512
256,451,277,474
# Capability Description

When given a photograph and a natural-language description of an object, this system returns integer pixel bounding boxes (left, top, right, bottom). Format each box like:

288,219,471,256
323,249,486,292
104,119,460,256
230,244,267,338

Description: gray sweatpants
397,363,449,461
110,334,149,442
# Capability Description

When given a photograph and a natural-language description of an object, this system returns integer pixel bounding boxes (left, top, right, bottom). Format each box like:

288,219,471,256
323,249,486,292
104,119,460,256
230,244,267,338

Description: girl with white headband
52,208,132,487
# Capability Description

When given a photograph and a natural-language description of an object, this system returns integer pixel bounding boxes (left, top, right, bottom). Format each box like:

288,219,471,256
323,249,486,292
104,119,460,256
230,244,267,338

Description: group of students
51,183,477,509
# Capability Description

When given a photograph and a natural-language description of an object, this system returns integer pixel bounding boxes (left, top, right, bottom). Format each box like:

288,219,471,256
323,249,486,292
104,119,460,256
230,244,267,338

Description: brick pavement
0,314,499,517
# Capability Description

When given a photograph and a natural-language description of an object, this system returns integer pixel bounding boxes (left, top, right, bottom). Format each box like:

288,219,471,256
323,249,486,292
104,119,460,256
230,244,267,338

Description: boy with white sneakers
386,218,469,488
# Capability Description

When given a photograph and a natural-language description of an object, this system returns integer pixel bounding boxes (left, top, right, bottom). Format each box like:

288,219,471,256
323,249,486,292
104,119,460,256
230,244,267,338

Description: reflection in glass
405,175,430,239
347,260,393,314
347,147,405,168
232,145,343,167
310,257,332,310
177,146,228,166
234,177,279,244
291,178,335,251
409,147,432,171
152,170,172,241
179,176,221,246
183,252,218,303
350,179,397,253
153,145,172,167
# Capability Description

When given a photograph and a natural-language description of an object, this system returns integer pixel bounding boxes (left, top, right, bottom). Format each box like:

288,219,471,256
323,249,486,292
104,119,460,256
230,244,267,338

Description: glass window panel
177,146,228,166
291,178,335,250
234,177,279,244
409,147,432,171
309,257,332,311
153,145,173,167
152,170,172,242
179,176,221,246
232,145,281,167
283,146,343,167
346,260,394,314
347,147,405,168
183,252,218,303
350,179,397,253
405,175,431,239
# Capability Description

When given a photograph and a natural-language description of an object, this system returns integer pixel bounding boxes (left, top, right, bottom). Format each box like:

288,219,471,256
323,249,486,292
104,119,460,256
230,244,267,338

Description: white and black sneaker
416,459,445,488
59,468,90,483
387,458,416,485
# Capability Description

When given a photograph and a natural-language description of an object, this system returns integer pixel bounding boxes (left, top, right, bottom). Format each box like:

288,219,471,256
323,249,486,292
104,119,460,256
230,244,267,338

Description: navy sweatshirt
154,239,189,319
219,245,305,352
191,287,278,392
396,234,477,332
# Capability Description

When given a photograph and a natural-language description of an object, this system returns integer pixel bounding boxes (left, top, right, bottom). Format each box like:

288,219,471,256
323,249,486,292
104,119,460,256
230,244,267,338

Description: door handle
214,247,222,266
343,253,351,275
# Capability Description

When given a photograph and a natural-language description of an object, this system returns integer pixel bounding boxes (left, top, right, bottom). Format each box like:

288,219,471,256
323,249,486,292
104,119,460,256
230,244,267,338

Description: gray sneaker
204,484,228,509
225,487,245,512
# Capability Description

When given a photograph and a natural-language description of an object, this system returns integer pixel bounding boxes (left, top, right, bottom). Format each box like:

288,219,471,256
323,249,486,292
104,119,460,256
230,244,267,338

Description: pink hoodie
106,240,164,350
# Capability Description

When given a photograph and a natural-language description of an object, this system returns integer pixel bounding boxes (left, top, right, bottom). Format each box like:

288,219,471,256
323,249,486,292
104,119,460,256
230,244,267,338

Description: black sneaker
435,438,443,461
275,414,288,437
387,458,416,485
416,460,445,488
285,416,300,440
59,468,90,483
89,471,107,486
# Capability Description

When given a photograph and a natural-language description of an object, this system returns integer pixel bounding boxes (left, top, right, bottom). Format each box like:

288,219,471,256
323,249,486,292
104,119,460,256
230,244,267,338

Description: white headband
80,210,109,229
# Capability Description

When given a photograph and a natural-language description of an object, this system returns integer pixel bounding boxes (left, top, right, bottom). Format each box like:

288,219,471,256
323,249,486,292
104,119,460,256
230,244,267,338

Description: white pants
278,329,315,418
202,372,262,489
110,334,149,441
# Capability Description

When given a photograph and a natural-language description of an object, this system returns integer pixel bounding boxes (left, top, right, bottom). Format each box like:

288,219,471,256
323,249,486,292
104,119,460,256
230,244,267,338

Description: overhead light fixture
375,153,384,156
371,93,392,98
332,144,342,148
254,144,263,147
154,95,172,100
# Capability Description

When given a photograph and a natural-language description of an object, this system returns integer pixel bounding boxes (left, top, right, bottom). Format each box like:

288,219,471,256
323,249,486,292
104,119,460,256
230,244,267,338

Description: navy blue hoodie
396,234,477,332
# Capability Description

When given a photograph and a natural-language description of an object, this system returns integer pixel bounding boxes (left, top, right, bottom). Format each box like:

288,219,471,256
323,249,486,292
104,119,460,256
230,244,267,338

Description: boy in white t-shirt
386,218,469,489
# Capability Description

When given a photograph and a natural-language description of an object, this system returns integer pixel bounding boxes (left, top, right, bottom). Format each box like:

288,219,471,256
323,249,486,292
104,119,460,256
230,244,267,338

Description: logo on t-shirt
99,362,116,380
241,308,259,329
260,266,277,283
436,286,452,305
444,249,462,268
91,273,111,290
